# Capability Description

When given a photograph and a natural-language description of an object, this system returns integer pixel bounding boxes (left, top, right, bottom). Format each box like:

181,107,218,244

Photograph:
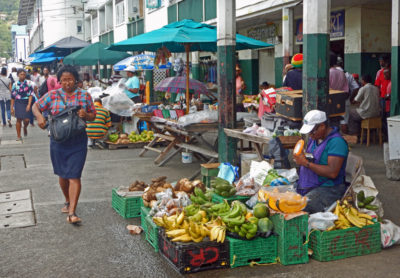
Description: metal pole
391,0,400,116
217,0,237,164
185,44,190,114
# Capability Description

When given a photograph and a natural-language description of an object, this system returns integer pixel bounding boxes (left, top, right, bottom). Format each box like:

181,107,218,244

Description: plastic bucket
182,151,193,164
239,151,259,176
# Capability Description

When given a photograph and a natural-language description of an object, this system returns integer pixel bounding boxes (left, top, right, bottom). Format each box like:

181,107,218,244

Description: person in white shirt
348,74,381,135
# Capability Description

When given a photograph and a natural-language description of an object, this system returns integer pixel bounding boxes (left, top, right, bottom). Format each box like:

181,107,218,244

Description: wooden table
139,121,219,179
224,128,271,160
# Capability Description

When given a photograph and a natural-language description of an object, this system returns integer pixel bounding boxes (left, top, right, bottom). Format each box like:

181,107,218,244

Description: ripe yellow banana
171,234,192,242
357,212,373,220
176,211,185,225
166,229,187,238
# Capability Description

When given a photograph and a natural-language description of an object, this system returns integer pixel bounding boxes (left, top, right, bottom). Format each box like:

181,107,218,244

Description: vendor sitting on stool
293,110,349,214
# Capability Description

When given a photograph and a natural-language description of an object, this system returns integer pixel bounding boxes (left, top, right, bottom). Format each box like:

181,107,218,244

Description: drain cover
0,212,35,229
0,199,33,215
0,189,31,202
0,140,23,145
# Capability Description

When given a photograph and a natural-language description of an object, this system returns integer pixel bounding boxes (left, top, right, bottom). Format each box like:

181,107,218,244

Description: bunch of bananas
190,187,212,205
206,218,226,243
208,201,231,217
330,200,375,230
211,177,236,197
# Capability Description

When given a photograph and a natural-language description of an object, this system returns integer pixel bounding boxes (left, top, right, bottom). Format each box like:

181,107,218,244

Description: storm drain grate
0,190,36,229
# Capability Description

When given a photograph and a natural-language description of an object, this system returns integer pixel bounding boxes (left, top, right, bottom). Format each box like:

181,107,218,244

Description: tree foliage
0,0,18,58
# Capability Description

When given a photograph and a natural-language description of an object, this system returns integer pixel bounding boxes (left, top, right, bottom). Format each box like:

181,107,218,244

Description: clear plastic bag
249,160,273,186
177,110,218,126
235,173,259,196
102,80,136,116
308,212,338,232
381,219,400,248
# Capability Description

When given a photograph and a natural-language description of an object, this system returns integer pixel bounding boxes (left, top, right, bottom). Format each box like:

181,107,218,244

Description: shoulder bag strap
0,78,10,92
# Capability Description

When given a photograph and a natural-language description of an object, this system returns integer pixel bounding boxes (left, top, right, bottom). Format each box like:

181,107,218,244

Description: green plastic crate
270,213,309,265
140,206,150,233
212,193,250,205
309,222,381,262
228,236,278,268
111,188,142,219
145,215,159,252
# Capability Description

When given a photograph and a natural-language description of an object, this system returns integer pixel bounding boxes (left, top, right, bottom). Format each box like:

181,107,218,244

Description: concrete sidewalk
0,122,399,278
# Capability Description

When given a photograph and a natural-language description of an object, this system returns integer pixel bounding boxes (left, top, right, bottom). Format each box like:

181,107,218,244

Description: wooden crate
105,141,147,150
275,90,347,120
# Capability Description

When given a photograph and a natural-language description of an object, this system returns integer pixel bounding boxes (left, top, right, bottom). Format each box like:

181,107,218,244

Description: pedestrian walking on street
0,67,12,128
32,65,96,224
10,69,34,141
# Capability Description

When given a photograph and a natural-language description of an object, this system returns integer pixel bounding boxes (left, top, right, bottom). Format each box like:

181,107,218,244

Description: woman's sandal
61,202,70,213
67,214,82,224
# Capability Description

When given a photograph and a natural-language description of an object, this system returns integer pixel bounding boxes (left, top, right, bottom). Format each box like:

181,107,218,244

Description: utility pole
217,0,237,164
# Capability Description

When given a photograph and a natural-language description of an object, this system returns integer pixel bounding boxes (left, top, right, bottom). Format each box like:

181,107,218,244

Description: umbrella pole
98,61,101,78
185,44,190,114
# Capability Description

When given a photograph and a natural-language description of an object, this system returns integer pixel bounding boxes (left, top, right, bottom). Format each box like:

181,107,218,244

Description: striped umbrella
155,76,208,98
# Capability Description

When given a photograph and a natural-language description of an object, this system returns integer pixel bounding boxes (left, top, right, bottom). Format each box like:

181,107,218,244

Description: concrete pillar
282,7,293,67
238,49,259,94
274,43,284,88
391,0,400,116
191,51,200,80
217,0,237,164
302,0,330,114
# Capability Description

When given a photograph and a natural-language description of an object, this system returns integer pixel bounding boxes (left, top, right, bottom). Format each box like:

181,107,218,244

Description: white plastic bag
249,160,273,186
102,81,136,116
309,212,338,232
381,219,400,248
177,110,218,126
276,168,299,183
87,87,103,99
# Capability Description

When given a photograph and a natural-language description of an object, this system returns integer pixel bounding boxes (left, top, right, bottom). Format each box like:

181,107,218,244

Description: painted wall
361,4,391,53
259,49,275,86
114,24,128,42
41,0,84,47
145,5,168,32
15,35,29,62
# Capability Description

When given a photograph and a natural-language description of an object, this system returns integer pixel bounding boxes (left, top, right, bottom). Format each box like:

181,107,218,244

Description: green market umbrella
63,42,130,66
108,19,272,112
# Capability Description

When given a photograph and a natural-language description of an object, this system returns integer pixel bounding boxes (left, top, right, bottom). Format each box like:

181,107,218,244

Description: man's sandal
61,202,70,213
67,214,82,224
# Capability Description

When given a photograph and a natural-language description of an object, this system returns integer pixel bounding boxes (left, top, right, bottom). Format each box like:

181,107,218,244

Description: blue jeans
0,99,11,125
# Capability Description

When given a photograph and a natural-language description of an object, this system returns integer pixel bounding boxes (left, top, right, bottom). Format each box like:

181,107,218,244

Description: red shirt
375,68,390,98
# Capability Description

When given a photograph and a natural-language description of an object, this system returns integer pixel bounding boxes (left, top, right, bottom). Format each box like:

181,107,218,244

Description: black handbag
49,90,86,143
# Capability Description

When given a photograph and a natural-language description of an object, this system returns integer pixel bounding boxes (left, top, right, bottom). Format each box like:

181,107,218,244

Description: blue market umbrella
108,19,271,111
113,54,172,71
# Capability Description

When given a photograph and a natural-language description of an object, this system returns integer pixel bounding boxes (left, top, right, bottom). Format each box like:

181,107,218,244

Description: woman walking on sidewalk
11,69,34,140
32,65,96,224
0,67,12,128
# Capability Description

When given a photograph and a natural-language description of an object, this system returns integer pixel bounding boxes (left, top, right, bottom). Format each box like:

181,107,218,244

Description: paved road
0,122,399,278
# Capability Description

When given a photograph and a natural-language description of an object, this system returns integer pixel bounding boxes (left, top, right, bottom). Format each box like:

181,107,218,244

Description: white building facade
18,0,85,53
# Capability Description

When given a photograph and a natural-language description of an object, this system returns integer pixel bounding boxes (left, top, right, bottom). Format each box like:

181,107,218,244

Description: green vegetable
108,134,119,142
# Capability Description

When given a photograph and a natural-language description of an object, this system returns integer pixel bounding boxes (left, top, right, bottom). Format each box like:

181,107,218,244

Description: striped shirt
86,103,111,139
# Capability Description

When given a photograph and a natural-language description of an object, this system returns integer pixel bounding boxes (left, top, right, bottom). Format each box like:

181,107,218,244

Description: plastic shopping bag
308,212,338,232
102,81,136,117
381,219,400,248
217,163,239,183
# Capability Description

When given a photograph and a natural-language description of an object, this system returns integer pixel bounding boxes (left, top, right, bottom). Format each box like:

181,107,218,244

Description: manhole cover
0,155,26,170
0,212,35,229
0,189,31,203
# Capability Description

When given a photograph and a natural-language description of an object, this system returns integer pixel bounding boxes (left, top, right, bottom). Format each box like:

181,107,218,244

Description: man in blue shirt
123,66,141,103
293,110,349,213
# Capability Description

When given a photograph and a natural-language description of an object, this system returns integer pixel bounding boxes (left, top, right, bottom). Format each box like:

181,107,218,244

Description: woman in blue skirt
32,65,96,224
10,69,34,141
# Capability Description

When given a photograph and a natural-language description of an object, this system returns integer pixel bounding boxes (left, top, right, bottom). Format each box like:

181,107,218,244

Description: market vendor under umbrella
293,110,349,214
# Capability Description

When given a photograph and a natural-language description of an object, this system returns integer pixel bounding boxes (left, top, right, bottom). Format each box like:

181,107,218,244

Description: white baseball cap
299,110,327,134
123,66,136,72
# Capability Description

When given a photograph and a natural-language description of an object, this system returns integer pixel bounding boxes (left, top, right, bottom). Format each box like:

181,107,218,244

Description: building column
191,51,200,80
302,0,330,114
274,43,284,87
217,0,237,164
238,50,259,95
392,0,400,116
282,7,293,67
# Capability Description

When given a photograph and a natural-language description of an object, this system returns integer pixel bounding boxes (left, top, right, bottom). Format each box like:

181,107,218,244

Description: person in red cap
283,53,303,90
